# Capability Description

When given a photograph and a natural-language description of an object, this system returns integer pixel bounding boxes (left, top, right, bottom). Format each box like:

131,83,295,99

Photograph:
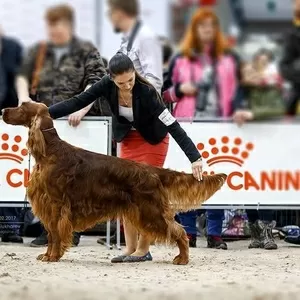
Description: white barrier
0,117,111,204
164,122,300,209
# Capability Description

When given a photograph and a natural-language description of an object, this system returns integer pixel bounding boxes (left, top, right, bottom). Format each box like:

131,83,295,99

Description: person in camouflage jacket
16,4,111,127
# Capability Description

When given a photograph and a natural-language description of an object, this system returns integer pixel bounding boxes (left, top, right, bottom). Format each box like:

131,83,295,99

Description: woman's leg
207,209,227,250
122,218,138,255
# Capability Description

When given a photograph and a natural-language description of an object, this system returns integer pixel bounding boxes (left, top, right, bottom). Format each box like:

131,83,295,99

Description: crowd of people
1,0,300,262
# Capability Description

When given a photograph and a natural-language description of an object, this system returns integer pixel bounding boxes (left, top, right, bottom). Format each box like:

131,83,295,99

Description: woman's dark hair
108,52,163,103
108,52,134,77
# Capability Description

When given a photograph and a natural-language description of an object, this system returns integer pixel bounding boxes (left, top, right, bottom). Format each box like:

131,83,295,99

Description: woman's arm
48,75,110,119
150,89,201,163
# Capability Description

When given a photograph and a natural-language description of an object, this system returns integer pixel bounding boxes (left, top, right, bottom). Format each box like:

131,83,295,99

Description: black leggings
246,210,274,224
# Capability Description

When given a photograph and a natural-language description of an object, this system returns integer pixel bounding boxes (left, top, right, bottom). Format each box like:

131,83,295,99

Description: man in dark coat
0,31,23,111
279,0,300,116
0,30,23,243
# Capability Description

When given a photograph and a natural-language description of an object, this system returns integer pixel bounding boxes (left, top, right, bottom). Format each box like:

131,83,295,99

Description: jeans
207,209,224,236
177,211,198,235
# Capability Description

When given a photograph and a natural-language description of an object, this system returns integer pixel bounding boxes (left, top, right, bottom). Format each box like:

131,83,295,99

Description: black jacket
49,75,201,163
0,36,23,111
279,25,300,115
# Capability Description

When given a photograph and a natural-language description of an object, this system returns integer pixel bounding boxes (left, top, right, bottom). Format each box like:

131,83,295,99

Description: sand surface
0,236,300,300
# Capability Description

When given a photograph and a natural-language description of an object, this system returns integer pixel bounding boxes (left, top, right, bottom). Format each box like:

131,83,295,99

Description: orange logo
0,133,30,188
197,136,300,191
197,136,254,167
0,134,28,163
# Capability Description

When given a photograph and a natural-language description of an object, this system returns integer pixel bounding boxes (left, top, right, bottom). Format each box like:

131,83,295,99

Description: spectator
16,4,107,247
159,36,174,111
233,49,284,250
97,0,164,259
234,48,284,125
163,8,237,249
0,28,23,243
106,0,162,91
279,0,300,116
0,27,23,111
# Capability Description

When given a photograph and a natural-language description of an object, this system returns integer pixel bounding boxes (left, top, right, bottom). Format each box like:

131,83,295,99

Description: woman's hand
192,158,203,181
68,110,86,127
233,110,254,127
180,82,197,96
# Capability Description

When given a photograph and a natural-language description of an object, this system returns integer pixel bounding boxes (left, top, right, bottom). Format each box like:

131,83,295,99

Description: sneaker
207,235,227,250
1,233,23,243
30,230,48,247
72,232,81,246
30,230,80,247
187,234,197,248
284,227,300,245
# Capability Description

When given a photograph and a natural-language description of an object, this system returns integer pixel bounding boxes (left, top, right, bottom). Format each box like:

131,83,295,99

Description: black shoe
30,230,48,247
187,234,197,248
207,235,227,250
72,232,81,246
1,233,23,243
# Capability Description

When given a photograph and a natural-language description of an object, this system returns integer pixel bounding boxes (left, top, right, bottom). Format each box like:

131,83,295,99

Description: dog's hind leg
169,221,189,265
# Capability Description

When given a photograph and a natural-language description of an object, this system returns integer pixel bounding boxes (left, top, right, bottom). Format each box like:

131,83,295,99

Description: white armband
158,108,176,126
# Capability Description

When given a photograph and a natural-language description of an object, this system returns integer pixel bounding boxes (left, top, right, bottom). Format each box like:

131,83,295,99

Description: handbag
248,86,285,120
29,42,47,101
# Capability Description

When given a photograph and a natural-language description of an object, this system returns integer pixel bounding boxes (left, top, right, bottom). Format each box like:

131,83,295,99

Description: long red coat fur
2,102,227,265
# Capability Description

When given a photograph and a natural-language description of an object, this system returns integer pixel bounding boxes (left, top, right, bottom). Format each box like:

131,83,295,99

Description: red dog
2,102,227,265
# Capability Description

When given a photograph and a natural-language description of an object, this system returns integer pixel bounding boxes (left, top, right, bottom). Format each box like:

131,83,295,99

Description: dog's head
2,102,50,128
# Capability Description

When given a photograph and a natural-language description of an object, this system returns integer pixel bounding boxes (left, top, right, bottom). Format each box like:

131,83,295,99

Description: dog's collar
41,127,55,132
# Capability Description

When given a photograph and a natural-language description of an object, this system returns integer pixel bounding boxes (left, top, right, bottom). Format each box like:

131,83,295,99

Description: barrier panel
164,120,300,209
0,117,112,205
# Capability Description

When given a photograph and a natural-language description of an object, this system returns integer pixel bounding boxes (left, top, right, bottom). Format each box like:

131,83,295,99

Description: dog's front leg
36,228,53,261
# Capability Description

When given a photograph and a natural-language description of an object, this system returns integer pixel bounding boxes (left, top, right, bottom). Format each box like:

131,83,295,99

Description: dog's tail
157,169,227,212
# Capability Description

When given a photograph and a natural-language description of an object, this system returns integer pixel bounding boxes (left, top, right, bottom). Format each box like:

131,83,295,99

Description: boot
261,220,278,250
207,235,227,250
187,234,197,248
248,221,262,249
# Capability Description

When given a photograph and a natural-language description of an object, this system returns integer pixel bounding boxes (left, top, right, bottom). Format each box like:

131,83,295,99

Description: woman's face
197,17,216,44
113,71,135,92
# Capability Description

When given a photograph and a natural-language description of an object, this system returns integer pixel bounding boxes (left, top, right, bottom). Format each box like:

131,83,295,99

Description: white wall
0,0,171,58
0,0,97,46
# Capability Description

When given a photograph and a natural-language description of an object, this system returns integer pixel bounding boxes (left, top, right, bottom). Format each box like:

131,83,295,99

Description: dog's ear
27,116,47,157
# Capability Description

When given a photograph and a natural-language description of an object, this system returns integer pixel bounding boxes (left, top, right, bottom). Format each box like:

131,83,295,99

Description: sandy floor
0,236,300,300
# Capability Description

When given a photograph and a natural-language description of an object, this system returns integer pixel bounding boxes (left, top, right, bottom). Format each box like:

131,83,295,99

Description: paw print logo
197,136,254,167
0,133,28,164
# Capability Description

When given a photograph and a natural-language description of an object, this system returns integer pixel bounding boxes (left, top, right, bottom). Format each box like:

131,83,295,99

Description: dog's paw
37,253,47,261
47,256,60,262
172,255,189,265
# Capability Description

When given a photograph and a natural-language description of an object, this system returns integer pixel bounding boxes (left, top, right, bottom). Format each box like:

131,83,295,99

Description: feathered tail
157,169,227,212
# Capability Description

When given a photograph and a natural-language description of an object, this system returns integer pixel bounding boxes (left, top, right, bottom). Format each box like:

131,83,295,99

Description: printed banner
0,119,109,202
164,122,300,206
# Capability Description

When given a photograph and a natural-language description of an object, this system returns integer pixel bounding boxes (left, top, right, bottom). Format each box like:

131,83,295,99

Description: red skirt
120,131,169,167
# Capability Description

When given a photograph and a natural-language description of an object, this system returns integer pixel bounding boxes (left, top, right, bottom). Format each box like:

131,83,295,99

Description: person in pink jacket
163,8,237,249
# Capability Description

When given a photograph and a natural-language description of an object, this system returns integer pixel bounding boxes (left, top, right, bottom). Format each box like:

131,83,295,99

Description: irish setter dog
2,102,227,265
